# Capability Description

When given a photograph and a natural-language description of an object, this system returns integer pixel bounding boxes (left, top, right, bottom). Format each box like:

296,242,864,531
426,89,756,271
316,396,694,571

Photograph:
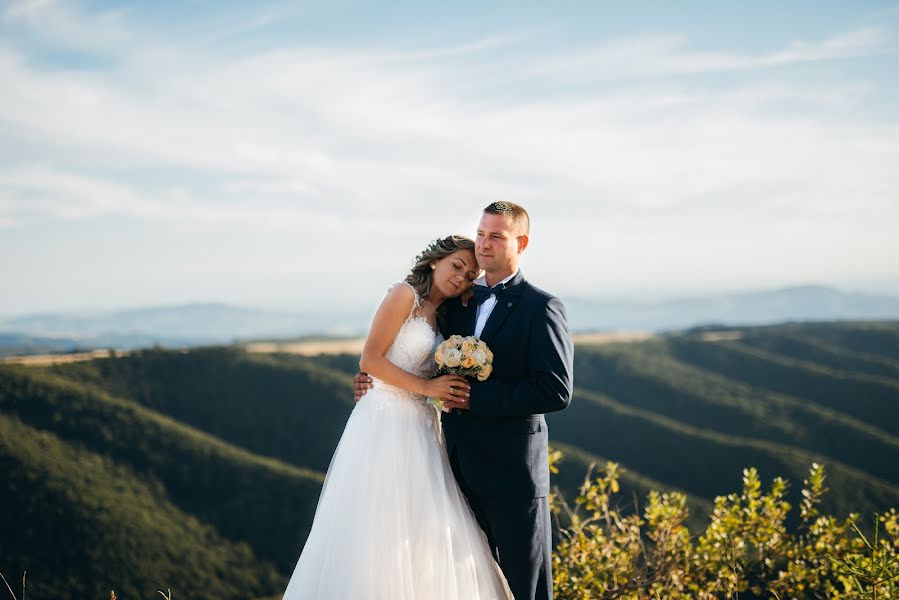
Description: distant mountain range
1,284,898,356
564,284,899,332
0,303,371,356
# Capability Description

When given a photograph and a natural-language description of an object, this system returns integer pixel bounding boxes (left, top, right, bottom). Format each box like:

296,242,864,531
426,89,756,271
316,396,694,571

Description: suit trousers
463,489,553,600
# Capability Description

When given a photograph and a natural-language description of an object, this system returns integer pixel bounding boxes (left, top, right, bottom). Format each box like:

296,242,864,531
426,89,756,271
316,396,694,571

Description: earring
431,264,436,270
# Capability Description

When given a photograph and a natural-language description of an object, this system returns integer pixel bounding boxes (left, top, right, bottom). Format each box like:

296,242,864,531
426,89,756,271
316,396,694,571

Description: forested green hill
1,320,896,598
0,413,283,599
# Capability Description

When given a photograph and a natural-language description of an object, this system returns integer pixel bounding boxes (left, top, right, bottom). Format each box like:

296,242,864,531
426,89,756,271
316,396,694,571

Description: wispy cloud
4,0,53,19
3,0,139,56
525,27,895,83
0,1,897,311
377,28,556,62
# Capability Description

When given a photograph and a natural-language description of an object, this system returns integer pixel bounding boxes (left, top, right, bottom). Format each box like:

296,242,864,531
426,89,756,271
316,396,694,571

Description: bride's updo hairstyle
406,235,476,300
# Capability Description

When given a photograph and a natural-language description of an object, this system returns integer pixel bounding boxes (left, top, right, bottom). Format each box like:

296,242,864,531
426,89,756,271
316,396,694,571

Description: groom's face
475,212,527,274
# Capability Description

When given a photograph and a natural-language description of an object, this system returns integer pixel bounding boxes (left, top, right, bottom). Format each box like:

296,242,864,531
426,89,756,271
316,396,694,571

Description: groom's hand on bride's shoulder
353,372,373,403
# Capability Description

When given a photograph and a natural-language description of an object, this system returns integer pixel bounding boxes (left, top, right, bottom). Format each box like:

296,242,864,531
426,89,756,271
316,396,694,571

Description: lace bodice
386,285,442,377
369,282,444,402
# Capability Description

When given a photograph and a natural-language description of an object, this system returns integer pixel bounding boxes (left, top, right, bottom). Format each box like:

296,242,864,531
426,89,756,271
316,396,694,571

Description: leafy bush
551,454,897,599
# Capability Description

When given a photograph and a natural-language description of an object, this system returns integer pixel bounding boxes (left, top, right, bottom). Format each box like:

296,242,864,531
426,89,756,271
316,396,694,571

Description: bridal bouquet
429,335,494,413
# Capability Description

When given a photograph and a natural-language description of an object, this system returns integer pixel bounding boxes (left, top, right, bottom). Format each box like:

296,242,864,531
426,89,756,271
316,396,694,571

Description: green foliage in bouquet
550,453,897,599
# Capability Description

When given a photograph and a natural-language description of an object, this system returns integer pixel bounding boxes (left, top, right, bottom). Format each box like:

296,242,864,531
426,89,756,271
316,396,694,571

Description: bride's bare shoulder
377,282,416,316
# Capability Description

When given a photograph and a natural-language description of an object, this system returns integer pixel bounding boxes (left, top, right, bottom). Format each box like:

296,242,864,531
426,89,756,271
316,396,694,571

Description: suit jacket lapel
440,297,478,338
478,271,526,343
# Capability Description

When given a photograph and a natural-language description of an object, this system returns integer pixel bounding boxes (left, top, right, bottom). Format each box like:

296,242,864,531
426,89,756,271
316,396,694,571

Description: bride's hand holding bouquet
421,373,470,405
429,335,494,412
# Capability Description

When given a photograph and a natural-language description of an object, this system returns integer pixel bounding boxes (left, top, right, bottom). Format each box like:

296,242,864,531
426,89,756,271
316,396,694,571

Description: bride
282,235,514,599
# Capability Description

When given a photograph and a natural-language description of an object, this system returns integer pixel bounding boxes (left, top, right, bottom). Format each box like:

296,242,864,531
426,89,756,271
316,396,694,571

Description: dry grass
244,338,367,356
0,349,127,366
1,331,656,367
698,330,744,341
0,571,22,600
245,331,656,356
1,571,174,600
571,331,655,344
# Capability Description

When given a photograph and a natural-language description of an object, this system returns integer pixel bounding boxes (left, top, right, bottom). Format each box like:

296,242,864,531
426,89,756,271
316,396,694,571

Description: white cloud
377,28,557,62
3,0,138,56
524,27,895,83
4,0,53,19
0,193,21,228
0,3,897,312
0,165,391,231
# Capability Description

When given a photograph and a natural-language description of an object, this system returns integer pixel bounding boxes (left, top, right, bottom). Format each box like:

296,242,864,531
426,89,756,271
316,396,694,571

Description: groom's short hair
484,201,530,236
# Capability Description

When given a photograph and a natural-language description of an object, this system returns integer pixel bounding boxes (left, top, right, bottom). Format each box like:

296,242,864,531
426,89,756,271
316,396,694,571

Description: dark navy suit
438,270,574,600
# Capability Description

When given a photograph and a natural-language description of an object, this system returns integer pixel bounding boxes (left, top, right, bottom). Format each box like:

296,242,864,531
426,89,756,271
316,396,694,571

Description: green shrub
551,455,897,599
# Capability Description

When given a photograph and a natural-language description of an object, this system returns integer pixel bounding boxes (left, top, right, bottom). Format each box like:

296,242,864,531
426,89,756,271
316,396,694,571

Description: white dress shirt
473,268,520,338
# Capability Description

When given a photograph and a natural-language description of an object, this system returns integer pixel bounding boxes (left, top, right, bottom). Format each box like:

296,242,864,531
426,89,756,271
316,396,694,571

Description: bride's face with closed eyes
431,249,479,299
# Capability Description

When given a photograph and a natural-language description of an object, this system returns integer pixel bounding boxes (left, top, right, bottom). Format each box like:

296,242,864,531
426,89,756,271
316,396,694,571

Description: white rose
443,347,462,368
472,348,487,366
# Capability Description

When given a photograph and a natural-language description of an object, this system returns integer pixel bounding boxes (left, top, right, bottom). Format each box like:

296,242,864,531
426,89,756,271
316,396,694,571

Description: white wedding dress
282,282,513,600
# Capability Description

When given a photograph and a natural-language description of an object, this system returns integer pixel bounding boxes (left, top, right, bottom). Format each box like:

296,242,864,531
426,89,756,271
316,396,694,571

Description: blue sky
1,0,898,317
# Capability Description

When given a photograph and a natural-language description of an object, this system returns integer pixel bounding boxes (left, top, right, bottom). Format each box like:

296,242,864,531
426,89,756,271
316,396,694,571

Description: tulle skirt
282,381,513,599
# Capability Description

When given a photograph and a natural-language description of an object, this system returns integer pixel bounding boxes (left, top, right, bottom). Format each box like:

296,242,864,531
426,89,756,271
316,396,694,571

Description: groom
354,201,574,600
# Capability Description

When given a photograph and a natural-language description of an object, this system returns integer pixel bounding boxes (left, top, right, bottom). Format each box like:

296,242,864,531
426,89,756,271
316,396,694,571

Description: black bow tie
473,282,508,305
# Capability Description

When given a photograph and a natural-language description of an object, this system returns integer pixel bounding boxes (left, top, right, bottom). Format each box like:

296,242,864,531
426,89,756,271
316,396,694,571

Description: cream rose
476,363,493,381
472,348,487,366
443,347,462,368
